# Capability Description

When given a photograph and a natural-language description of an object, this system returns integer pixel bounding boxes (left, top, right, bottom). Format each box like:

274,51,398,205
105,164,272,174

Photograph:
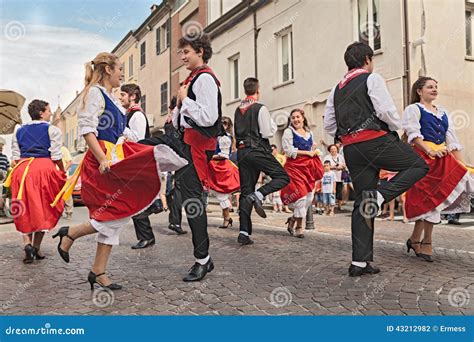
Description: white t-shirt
321,171,336,194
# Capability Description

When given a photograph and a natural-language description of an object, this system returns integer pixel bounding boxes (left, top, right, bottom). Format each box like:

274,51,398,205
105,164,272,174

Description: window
208,0,242,23
173,0,187,12
141,94,146,113
355,0,381,51
467,3,474,56
229,54,239,100
276,28,294,83
128,55,133,77
140,41,146,67
160,82,168,114
156,20,171,55
156,28,161,55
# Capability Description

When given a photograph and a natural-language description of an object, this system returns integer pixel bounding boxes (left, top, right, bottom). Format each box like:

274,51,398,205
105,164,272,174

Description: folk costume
323,69,428,268
5,121,66,233
402,103,474,223
52,85,186,246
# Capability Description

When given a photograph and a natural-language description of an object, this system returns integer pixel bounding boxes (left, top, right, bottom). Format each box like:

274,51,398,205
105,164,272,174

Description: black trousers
174,144,209,259
343,133,429,261
132,217,154,241
237,146,290,235
166,187,183,227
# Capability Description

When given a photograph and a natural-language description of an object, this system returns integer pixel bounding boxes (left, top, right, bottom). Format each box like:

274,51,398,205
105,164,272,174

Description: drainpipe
253,3,260,77
402,0,411,107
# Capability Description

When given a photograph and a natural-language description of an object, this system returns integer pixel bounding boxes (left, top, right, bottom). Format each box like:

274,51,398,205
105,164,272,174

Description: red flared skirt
207,159,240,194
405,149,467,219
81,141,162,221
281,155,323,205
10,158,66,233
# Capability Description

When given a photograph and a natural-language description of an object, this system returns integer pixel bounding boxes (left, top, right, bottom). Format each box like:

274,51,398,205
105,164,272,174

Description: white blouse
77,85,131,139
282,126,313,159
11,121,63,161
401,103,462,151
216,135,232,159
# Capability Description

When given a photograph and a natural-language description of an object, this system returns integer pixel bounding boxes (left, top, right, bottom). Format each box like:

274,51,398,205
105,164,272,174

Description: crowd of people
1,34,473,290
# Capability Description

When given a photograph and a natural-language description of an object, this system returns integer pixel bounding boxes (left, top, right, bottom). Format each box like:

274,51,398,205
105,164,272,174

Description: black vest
182,72,223,138
234,103,270,150
126,108,151,139
333,73,390,139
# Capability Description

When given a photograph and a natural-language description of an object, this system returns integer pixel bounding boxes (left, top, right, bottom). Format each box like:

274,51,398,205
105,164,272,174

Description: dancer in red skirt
281,109,323,238
207,117,240,229
51,52,187,290
402,77,474,262
5,99,66,263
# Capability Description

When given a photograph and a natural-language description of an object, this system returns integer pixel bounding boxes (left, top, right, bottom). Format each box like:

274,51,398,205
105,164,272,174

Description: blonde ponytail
80,52,119,109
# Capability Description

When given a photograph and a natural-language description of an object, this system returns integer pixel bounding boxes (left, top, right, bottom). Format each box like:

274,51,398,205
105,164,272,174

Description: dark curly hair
27,99,49,120
178,32,213,63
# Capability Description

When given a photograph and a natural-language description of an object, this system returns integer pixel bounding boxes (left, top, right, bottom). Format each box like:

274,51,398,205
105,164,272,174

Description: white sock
196,255,210,265
352,261,367,268
254,191,264,201
239,231,249,236
376,191,385,207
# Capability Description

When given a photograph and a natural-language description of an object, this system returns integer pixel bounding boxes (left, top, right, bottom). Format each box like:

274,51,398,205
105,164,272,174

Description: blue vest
97,88,126,144
292,130,313,151
16,122,51,158
417,104,448,145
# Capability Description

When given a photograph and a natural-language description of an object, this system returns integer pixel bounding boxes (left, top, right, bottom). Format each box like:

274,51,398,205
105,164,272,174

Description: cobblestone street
1,204,473,316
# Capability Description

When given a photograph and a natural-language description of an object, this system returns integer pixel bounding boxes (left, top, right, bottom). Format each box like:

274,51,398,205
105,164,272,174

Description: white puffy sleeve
77,87,104,137
282,128,298,159
11,125,20,161
445,109,463,151
401,104,424,144
323,86,337,137
48,125,63,161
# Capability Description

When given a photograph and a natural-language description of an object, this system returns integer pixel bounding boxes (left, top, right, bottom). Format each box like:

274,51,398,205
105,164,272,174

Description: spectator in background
323,144,346,210
61,145,74,219
0,138,10,212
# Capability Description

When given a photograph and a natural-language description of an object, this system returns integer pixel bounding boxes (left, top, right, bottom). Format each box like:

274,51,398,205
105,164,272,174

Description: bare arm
412,137,447,158
83,133,110,174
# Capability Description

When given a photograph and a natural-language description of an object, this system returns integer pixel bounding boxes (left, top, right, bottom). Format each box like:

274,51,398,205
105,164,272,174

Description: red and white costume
280,126,323,217
402,103,474,223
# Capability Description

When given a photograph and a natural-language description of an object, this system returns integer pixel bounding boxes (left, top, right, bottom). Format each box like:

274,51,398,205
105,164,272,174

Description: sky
0,0,160,157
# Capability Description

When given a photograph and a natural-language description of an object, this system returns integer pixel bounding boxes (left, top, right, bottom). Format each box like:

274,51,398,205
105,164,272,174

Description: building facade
207,0,474,163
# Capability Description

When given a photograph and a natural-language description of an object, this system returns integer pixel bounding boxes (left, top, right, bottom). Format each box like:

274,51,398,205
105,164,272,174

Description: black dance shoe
23,244,35,264
183,257,214,282
52,226,74,263
246,193,266,218
237,233,254,245
88,271,122,290
348,263,380,277
168,224,187,235
131,239,156,249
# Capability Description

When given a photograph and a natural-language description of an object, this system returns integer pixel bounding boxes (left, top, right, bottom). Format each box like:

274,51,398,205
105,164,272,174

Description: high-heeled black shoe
406,239,421,256
33,247,45,260
219,217,233,229
52,226,74,263
418,242,433,262
88,271,123,290
285,217,295,236
23,244,35,264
